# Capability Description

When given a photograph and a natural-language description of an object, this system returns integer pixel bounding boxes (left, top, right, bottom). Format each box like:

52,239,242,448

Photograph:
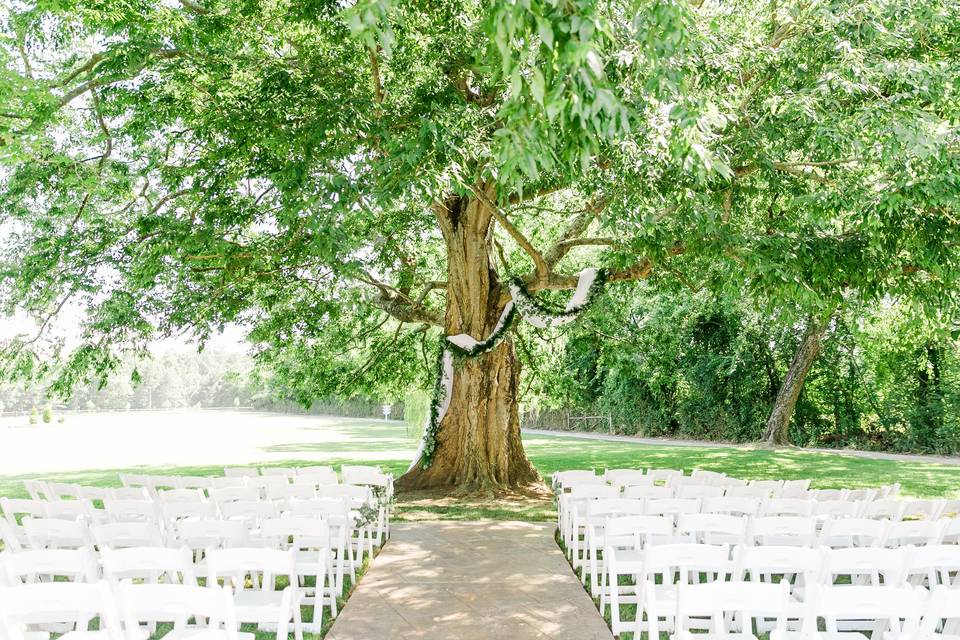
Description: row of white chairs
599,542,960,637
0,518,340,632
555,468,902,501
0,570,300,640
639,581,959,640
2,488,384,561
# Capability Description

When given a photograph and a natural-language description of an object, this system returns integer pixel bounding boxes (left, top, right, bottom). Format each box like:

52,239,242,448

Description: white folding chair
161,501,218,529
45,499,103,525
564,485,621,567
811,489,850,501
626,543,730,638
822,547,903,586
937,500,960,519
0,548,98,584
801,584,925,639
315,485,375,560
815,500,863,519
884,519,945,548
265,483,316,502
259,517,336,629
941,517,960,545
690,469,727,484
748,479,785,497
175,476,214,492
106,487,150,501
919,586,960,639
210,476,248,489
674,579,790,640
845,488,878,502
91,522,165,549
599,516,676,618
749,516,817,547
22,517,92,550
22,480,49,501
703,497,760,517
902,499,945,521
116,581,239,640
207,547,303,640
343,469,392,545
552,470,604,491
733,545,821,624
219,500,278,529
101,545,197,586
246,476,290,499
819,517,887,548
582,499,645,593
726,486,773,499
0,581,123,640
174,519,249,566
901,544,960,588
43,482,83,501
287,499,352,590
260,467,295,479
0,498,48,546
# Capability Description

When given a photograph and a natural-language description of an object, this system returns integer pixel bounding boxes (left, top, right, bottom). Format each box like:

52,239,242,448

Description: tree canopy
0,0,958,473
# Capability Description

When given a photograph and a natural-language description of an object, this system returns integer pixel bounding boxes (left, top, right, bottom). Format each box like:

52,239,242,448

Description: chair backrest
316,484,372,506
209,486,261,503
940,517,960,544
862,499,904,521
805,584,925,636
287,498,350,523
0,581,123,640
733,545,822,588
157,488,206,503
218,500,279,524
821,547,903,585
645,498,701,521
44,482,83,500
690,469,726,483
919,586,960,638
604,515,676,549
209,476,248,489
901,544,960,588
884,519,944,548
92,522,165,549
161,501,217,524
878,483,901,499
677,513,748,545
779,479,811,498
585,498,646,520
675,580,790,637
103,499,161,523
641,543,730,584
22,480,49,501
0,520,22,552
622,485,674,500
676,485,724,500
1,498,48,526
814,500,862,518
749,516,817,547
937,499,960,519
759,498,814,517
553,470,604,490
901,499,944,521
118,474,151,489
845,488,878,502
22,517,91,550
174,518,248,552
224,466,259,478
176,476,213,490
725,486,772,499
294,466,339,486
259,517,331,551
259,466,295,478
604,469,647,489
265,483,316,501
117,581,238,638
748,479,785,493
108,487,151,501
342,466,389,488
0,548,98,584
44,499,98,522
646,469,683,486
819,517,887,548
702,497,759,517
811,488,849,501
101,546,196,585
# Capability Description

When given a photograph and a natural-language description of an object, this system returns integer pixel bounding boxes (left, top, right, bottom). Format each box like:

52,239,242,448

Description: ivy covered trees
0,0,958,491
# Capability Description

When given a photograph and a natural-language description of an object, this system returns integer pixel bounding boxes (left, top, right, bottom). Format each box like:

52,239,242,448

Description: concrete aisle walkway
326,521,613,640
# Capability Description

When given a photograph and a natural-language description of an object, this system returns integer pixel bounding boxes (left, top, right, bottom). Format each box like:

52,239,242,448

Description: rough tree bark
762,313,832,446
396,186,541,492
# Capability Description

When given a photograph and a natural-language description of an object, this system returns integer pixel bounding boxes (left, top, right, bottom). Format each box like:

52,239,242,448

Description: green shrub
403,389,431,438
29,407,38,424
42,404,53,423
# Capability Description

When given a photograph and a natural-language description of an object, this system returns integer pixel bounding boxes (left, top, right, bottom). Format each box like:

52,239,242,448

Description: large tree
1,0,957,491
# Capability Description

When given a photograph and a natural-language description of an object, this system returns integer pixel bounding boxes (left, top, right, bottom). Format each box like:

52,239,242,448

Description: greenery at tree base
0,0,957,467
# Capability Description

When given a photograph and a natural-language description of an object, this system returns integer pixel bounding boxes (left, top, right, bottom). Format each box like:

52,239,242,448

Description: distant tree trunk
762,313,832,446
396,185,541,493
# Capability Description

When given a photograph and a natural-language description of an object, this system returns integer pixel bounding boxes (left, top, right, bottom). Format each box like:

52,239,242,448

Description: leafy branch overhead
0,0,957,402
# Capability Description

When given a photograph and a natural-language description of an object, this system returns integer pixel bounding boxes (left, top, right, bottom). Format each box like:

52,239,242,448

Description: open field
1,410,958,519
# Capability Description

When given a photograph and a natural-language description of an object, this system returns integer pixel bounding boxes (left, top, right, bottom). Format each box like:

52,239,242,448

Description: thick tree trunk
762,314,831,446
396,187,541,493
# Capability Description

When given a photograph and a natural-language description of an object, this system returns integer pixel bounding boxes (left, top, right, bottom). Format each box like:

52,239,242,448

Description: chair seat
233,590,289,621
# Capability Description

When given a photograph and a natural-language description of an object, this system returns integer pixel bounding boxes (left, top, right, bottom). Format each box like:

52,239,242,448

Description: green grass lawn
1,416,958,519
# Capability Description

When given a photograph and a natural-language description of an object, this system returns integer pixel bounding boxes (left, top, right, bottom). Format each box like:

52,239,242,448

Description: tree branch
474,187,550,280
369,47,384,104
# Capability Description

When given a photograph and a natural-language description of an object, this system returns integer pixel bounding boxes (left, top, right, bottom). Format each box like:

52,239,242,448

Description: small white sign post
381,404,392,421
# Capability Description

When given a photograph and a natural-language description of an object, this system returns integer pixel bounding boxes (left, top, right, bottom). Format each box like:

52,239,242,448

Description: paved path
326,521,613,640
523,428,960,467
